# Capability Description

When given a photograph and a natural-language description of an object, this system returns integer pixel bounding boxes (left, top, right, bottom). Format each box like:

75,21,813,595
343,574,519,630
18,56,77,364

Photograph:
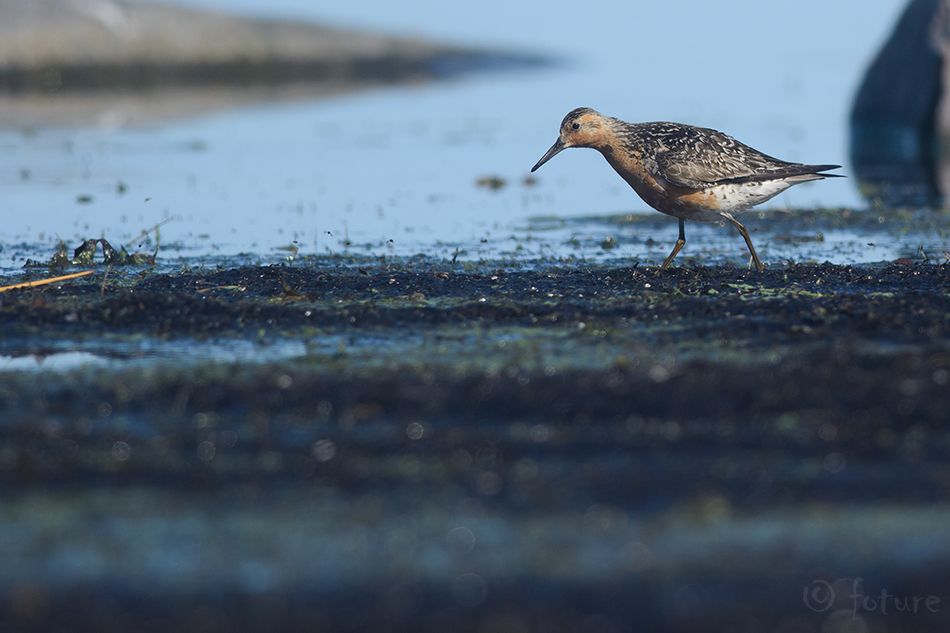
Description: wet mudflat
2,256,950,632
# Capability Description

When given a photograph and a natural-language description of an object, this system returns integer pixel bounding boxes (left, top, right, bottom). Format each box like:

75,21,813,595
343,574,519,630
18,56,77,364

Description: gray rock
0,0,441,69
0,0,545,126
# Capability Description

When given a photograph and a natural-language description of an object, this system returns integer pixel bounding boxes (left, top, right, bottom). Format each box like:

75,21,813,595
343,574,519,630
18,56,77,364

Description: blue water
0,0,911,271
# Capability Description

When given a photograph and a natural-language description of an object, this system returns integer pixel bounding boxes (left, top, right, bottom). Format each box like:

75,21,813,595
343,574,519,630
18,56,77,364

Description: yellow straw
0,270,95,293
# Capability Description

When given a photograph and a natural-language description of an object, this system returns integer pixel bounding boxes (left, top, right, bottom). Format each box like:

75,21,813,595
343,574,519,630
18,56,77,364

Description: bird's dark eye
571,122,580,130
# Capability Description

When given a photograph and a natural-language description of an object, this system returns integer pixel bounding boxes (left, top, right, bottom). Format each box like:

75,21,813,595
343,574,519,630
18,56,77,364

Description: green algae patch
24,237,158,269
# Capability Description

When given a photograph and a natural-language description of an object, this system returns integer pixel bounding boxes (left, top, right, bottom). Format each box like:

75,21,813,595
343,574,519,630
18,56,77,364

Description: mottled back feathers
611,119,839,189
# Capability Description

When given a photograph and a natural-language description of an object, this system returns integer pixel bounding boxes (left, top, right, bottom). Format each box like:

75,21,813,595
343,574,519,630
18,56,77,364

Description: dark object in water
850,0,944,207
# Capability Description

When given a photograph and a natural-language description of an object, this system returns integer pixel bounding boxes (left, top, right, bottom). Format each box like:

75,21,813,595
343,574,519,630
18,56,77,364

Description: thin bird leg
721,212,764,271
660,219,687,269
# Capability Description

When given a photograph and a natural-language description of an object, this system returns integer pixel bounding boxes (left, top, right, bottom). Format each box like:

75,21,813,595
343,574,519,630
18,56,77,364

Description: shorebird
531,108,841,270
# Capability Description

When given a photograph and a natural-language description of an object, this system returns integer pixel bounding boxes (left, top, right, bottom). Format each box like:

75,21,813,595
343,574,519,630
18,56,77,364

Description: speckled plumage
531,107,842,270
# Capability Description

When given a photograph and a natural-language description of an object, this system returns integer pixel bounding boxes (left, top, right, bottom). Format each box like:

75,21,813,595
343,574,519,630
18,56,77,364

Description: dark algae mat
1,257,949,632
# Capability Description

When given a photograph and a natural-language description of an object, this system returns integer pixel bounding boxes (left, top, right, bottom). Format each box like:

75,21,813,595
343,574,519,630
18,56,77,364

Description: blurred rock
0,0,468,87
930,0,950,203
0,0,545,126
850,0,943,206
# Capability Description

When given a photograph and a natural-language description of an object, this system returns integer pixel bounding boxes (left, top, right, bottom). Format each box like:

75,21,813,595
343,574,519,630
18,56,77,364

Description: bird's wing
651,152,759,189
643,124,801,189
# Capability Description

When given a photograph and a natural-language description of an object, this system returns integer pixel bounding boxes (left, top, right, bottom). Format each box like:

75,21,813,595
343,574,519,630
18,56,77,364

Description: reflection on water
0,54,549,129
0,84,438,129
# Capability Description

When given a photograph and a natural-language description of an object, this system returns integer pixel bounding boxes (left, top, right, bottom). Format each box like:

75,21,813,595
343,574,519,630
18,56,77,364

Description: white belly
705,179,796,212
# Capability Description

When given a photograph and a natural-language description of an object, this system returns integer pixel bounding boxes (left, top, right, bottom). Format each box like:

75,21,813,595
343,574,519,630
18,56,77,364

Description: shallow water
0,0,915,274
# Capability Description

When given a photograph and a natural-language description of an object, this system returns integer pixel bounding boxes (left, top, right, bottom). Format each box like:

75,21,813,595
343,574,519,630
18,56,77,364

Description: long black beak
531,138,566,172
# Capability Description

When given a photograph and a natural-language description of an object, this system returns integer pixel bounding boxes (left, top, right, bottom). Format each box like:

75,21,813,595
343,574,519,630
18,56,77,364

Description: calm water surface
0,0,914,272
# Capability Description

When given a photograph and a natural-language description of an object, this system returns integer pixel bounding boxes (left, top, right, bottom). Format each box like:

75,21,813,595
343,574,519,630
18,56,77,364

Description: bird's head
531,107,606,172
